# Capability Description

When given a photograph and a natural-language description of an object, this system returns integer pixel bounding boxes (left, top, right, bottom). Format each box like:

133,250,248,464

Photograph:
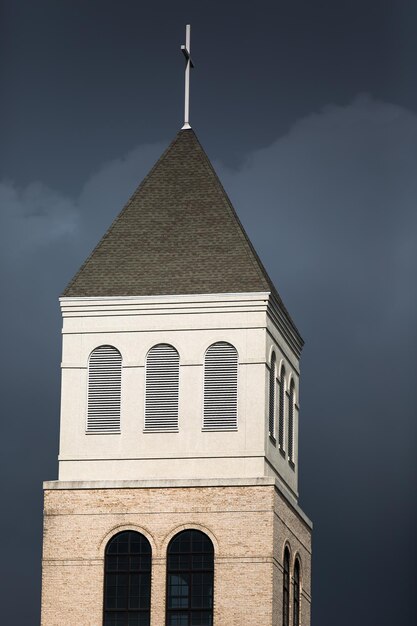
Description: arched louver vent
278,365,286,450
203,341,238,431
87,345,122,433
269,352,276,439
145,344,179,431
288,379,295,463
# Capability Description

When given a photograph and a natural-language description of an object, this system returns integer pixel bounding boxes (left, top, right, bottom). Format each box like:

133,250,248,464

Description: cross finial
181,24,194,129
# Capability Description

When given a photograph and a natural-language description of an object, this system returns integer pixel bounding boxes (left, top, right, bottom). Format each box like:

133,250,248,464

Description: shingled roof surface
63,129,292,324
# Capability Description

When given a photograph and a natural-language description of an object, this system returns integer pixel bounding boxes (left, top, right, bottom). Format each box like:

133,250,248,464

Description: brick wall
41,484,311,625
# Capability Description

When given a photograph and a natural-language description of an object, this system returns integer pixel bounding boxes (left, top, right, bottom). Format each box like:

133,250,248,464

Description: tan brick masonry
41,484,311,626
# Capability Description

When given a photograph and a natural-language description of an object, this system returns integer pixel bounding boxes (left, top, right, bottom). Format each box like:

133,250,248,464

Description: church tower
41,28,312,626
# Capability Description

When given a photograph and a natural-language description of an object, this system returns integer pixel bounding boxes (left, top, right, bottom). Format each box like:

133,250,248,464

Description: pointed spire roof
63,129,298,334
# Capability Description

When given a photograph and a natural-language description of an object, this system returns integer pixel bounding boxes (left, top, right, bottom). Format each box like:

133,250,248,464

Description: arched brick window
166,529,214,625
103,531,152,626
283,546,290,626
293,558,301,626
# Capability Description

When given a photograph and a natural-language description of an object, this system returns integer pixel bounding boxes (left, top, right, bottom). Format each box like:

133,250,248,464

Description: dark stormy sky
1,1,416,624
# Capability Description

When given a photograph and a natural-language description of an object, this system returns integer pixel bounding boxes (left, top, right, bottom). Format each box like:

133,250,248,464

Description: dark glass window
283,547,290,626
293,558,300,626
269,352,276,439
288,380,295,463
166,529,214,626
278,365,286,450
103,531,151,626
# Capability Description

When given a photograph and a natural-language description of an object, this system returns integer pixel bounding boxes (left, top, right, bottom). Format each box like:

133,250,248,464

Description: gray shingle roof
63,129,298,334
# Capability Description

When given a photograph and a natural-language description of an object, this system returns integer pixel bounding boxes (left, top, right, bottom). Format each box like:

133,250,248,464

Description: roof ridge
191,132,294,323
191,133,270,289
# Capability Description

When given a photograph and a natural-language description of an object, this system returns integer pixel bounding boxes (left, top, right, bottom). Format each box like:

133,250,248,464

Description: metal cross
181,24,194,129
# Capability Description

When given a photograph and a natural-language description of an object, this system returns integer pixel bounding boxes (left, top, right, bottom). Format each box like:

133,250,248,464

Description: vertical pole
183,24,191,129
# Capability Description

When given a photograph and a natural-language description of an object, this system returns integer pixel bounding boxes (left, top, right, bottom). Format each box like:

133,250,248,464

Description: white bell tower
41,28,312,626
57,129,303,501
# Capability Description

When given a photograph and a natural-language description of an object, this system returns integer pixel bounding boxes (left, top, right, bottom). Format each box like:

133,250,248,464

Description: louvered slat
269,352,276,438
144,344,179,431
87,345,122,433
278,365,285,450
203,342,238,431
288,379,295,462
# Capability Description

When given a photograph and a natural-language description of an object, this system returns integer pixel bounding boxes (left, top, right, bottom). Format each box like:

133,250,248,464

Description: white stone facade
58,292,301,497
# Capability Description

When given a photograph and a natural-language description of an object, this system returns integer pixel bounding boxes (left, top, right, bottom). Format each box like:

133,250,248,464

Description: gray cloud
222,94,417,320
0,181,77,259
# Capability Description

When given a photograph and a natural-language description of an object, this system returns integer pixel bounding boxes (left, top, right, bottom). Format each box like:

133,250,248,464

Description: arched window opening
103,531,151,626
283,547,290,626
293,558,301,626
87,345,122,433
288,379,295,464
166,529,214,626
278,365,286,450
269,352,276,439
203,342,238,431
145,344,179,431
